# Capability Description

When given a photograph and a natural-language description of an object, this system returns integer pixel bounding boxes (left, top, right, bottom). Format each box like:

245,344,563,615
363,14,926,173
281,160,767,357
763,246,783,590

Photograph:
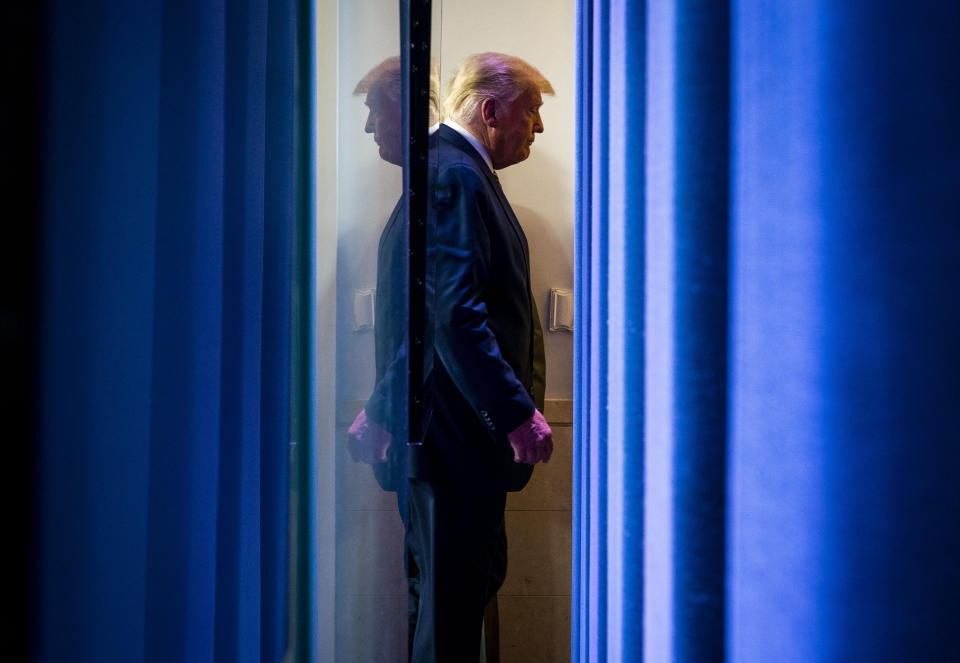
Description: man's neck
444,119,495,174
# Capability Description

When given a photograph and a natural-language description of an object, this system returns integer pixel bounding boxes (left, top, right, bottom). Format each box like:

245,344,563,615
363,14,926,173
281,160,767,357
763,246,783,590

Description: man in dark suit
347,57,440,523
405,52,555,663
347,57,410,516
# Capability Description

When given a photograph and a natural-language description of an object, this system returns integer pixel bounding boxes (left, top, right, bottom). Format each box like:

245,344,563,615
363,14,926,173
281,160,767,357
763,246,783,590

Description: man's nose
364,111,375,134
533,111,544,133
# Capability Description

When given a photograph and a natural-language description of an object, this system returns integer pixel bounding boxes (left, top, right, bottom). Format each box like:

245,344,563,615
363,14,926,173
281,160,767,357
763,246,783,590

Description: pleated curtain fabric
575,0,960,661
575,0,729,660
728,2,960,661
37,1,298,661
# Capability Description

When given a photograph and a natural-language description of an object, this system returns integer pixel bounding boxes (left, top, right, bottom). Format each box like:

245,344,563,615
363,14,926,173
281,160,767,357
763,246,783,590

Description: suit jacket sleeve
364,343,405,428
432,163,536,436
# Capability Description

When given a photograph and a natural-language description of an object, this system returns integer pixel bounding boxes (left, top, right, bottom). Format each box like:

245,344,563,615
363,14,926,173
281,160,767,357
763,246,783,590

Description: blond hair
354,56,441,126
442,52,554,125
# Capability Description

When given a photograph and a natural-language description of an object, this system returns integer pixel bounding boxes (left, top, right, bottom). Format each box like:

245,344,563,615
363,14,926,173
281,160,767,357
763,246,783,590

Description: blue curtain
576,0,960,661
576,0,727,660
575,1,647,660
728,2,960,661
36,0,299,660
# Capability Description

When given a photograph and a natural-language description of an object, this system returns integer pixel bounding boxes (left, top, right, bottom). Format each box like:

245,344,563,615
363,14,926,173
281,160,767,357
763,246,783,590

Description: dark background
1,3,41,659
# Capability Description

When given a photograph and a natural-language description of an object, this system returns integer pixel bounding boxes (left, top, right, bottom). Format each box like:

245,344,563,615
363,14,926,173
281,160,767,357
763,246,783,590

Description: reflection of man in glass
347,58,439,522
356,57,405,167
407,53,554,662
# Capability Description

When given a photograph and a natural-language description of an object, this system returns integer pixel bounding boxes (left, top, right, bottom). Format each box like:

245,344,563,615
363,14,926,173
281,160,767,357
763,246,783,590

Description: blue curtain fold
574,1,647,661
577,0,959,661
729,1,960,660
37,1,298,660
662,2,729,660
576,0,728,660
260,0,297,659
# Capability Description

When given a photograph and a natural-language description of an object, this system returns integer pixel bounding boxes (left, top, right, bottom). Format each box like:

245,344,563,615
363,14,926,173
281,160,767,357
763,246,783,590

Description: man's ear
479,97,498,127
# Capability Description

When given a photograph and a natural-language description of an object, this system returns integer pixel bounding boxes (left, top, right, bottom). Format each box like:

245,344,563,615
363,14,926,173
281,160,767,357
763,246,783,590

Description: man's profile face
364,86,402,166
488,87,544,170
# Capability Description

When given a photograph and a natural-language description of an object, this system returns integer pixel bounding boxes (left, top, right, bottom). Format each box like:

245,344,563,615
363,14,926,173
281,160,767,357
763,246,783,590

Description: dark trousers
406,478,508,663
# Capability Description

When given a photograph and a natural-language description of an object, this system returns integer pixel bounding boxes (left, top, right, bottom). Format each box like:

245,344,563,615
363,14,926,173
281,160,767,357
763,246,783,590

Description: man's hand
347,408,392,464
507,409,553,465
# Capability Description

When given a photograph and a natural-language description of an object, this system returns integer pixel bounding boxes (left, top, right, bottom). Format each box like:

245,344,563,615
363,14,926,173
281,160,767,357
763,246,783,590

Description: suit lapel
436,125,531,272
489,178,530,260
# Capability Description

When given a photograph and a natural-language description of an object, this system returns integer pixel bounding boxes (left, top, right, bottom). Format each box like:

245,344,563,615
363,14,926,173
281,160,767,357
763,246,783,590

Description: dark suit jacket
411,124,546,493
365,196,412,493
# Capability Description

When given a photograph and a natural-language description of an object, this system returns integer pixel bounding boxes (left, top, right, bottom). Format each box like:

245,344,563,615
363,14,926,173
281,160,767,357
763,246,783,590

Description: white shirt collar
443,120,495,175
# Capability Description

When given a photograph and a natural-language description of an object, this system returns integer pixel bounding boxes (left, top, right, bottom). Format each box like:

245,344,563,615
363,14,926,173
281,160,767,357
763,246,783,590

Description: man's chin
379,146,402,166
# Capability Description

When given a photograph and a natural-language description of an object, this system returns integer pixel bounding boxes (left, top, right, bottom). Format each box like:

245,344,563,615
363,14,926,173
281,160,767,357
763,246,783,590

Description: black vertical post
2,3,41,660
402,0,431,446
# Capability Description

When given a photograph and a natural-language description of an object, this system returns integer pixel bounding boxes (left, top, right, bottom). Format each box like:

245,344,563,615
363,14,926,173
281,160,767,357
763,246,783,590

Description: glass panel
332,3,406,660
314,1,573,660
324,2,441,661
